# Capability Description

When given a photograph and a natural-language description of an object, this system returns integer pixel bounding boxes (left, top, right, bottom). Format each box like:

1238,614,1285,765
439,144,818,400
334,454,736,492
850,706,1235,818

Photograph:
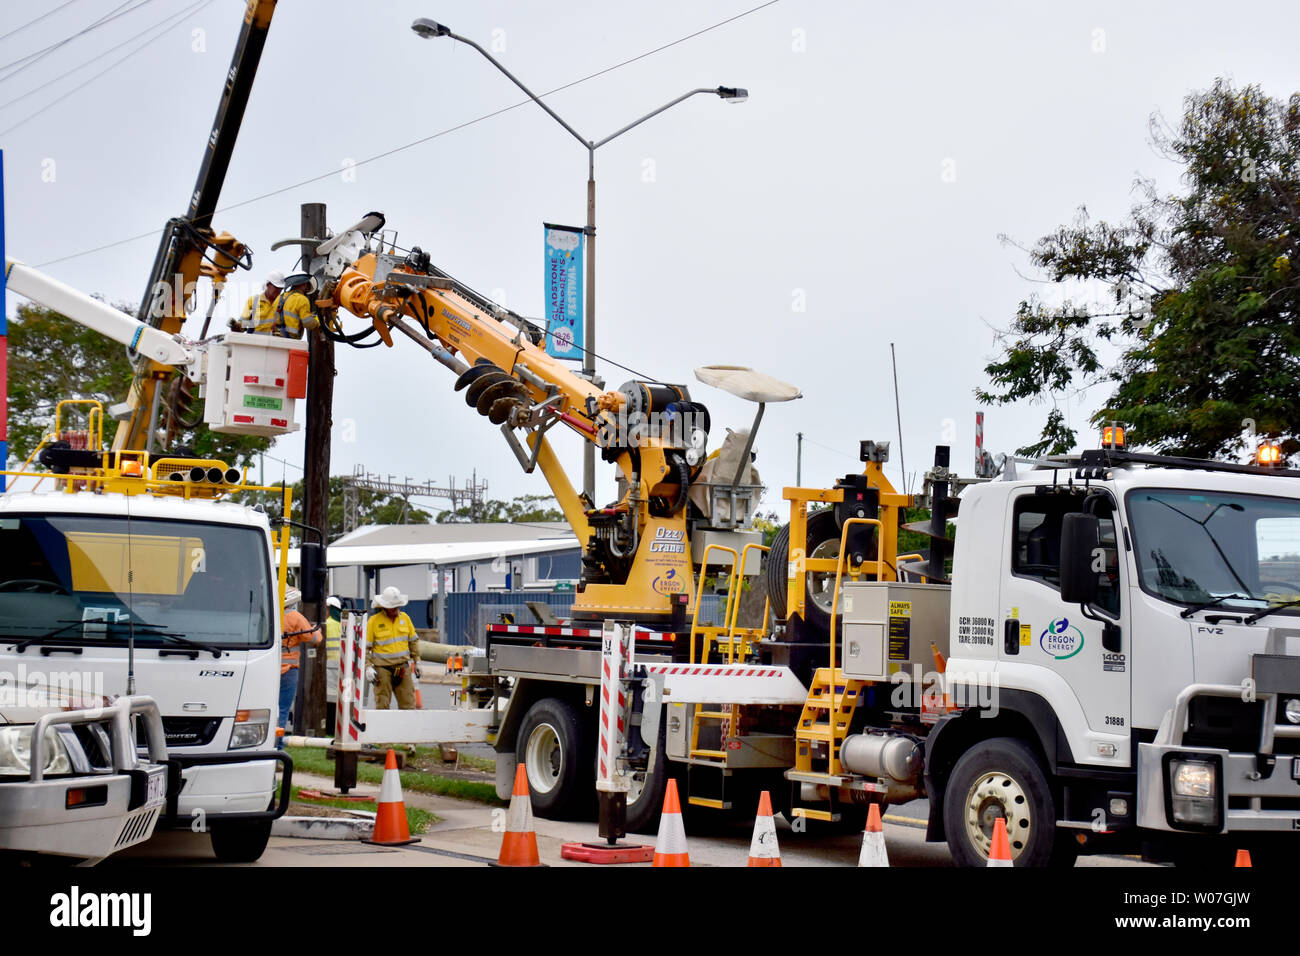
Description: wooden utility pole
298,201,333,736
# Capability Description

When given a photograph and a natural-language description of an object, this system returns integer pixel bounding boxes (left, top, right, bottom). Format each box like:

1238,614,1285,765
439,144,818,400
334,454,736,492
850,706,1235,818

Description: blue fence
440,591,729,646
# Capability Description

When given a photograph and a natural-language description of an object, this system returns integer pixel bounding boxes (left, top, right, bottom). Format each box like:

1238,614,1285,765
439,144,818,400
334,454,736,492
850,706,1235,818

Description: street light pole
412,19,746,502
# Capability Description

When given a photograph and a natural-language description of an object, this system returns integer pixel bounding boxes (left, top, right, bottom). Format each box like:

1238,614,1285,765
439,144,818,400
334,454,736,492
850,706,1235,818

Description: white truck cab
929,446,1300,863
0,483,292,862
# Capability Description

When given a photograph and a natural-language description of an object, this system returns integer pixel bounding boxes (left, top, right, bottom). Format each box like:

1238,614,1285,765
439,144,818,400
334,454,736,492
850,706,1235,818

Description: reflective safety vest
241,294,276,329
325,617,342,663
366,611,418,665
257,289,318,339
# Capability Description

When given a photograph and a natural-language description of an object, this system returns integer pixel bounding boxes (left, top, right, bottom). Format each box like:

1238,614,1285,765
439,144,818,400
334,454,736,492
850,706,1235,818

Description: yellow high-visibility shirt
326,617,342,663
256,289,319,339
240,294,275,328
366,611,418,666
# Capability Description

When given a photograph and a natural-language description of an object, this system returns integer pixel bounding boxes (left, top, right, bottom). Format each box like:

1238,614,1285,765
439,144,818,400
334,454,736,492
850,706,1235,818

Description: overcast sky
3,0,1299,516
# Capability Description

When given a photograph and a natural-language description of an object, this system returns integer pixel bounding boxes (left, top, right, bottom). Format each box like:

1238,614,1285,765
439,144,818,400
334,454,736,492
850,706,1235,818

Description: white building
289,522,580,629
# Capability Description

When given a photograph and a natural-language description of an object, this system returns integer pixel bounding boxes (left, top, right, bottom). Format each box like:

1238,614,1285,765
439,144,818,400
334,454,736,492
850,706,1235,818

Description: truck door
1000,490,1132,739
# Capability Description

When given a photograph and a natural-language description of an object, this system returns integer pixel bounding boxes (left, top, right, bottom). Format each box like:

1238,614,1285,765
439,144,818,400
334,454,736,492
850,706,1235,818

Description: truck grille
1184,697,1300,755
115,808,157,848
161,717,221,747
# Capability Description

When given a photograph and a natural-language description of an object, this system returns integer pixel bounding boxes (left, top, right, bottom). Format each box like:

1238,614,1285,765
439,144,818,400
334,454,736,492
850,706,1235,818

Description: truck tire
517,698,590,818
209,819,272,863
942,737,1061,867
622,722,668,834
766,509,859,640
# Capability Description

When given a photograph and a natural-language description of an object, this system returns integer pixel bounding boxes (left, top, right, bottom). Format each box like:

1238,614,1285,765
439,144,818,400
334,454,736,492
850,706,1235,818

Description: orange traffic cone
987,816,1013,867
1235,849,1252,867
652,778,690,867
746,791,781,867
364,749,418,846
857,802,889,867
494,764,542,867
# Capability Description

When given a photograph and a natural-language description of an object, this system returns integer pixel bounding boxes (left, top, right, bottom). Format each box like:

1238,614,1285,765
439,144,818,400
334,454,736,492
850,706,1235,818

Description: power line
34,0,783,268
0,0,208,123
0,0,85,45
0,0,203,112
0,0,155,82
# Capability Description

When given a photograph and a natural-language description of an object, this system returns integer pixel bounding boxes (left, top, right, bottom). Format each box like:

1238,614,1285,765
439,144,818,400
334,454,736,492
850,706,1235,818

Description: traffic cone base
857,802,889,867
986,816,1013,867
652,779,690,867
364,748,419,846
493,763,543,867
747,790,781,867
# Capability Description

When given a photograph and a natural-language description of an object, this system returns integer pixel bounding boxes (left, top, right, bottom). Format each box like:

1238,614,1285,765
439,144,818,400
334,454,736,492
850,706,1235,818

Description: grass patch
289,784,437,833
286,745,505,807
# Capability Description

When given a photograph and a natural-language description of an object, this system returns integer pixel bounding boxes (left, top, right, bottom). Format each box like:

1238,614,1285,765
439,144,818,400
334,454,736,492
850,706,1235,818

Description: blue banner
543,223,584,361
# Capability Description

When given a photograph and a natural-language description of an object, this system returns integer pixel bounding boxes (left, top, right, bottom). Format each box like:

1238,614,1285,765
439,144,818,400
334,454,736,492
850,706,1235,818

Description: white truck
462,435,1300,866
1,258,313,862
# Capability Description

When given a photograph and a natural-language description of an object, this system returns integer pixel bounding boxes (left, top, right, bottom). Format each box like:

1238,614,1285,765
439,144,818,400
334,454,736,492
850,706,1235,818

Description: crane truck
1,257,312,862
311,216,1298,865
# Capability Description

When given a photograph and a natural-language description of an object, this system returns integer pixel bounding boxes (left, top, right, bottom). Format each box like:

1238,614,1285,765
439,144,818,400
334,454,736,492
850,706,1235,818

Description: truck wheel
517,698,589,818
209,819,272,863
942,737,1058,867
766,509,864,640
622,723,668,834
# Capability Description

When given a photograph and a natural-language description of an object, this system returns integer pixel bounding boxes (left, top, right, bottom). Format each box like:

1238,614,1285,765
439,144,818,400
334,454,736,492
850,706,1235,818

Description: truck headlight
229,709,270,749
1285,698,1300,725
0,725,72,775
1169,757,1220,827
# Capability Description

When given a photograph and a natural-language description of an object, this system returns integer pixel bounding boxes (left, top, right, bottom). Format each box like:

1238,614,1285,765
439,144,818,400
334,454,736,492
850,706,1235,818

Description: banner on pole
543,223,584,362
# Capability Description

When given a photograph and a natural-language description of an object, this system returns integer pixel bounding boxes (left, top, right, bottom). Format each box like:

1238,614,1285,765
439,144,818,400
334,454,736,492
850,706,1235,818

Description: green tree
437,493,563,524
6,302,270,466
978,80,1300,461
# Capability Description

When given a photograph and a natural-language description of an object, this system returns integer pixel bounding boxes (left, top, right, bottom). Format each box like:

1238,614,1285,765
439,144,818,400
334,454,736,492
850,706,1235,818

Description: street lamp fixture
412,17,747,501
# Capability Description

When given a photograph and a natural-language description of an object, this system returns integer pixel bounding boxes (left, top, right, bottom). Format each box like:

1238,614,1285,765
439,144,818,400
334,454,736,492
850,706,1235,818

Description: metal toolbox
839,581,951,681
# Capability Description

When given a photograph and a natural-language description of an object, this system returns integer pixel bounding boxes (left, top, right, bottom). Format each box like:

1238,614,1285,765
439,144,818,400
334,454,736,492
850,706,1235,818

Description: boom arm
319,235,712,624
114,0,277,451
5,259,197,372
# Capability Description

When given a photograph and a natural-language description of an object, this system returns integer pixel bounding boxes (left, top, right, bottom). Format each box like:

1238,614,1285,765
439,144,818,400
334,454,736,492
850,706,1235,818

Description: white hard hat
266,270,285,288
285,586,302,609
372,586,408,609
326,596,342,609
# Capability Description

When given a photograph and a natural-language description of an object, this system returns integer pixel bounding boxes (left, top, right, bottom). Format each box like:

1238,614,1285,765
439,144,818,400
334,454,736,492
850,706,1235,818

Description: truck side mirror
299,542,327,606
1059,513,1099,605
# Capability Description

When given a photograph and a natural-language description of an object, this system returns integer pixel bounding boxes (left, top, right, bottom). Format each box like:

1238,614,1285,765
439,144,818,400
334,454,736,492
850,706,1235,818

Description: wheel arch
493,678,594,758
923,689,1072,841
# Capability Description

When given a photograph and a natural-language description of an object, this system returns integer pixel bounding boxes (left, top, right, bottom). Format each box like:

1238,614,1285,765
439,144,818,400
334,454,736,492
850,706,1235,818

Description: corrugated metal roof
287,536,579,569
331,521,572,547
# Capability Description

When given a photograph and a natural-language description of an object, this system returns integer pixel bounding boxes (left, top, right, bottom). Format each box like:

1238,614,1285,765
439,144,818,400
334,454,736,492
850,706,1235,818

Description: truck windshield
0,514,272,648
1127,488,1300,615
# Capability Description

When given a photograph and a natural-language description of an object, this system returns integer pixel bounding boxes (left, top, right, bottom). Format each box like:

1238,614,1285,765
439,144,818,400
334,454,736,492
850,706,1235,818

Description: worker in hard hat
278,587,322,748
324,596,343,735
265,272,321,339
231,270,284,332
365,586,420,710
